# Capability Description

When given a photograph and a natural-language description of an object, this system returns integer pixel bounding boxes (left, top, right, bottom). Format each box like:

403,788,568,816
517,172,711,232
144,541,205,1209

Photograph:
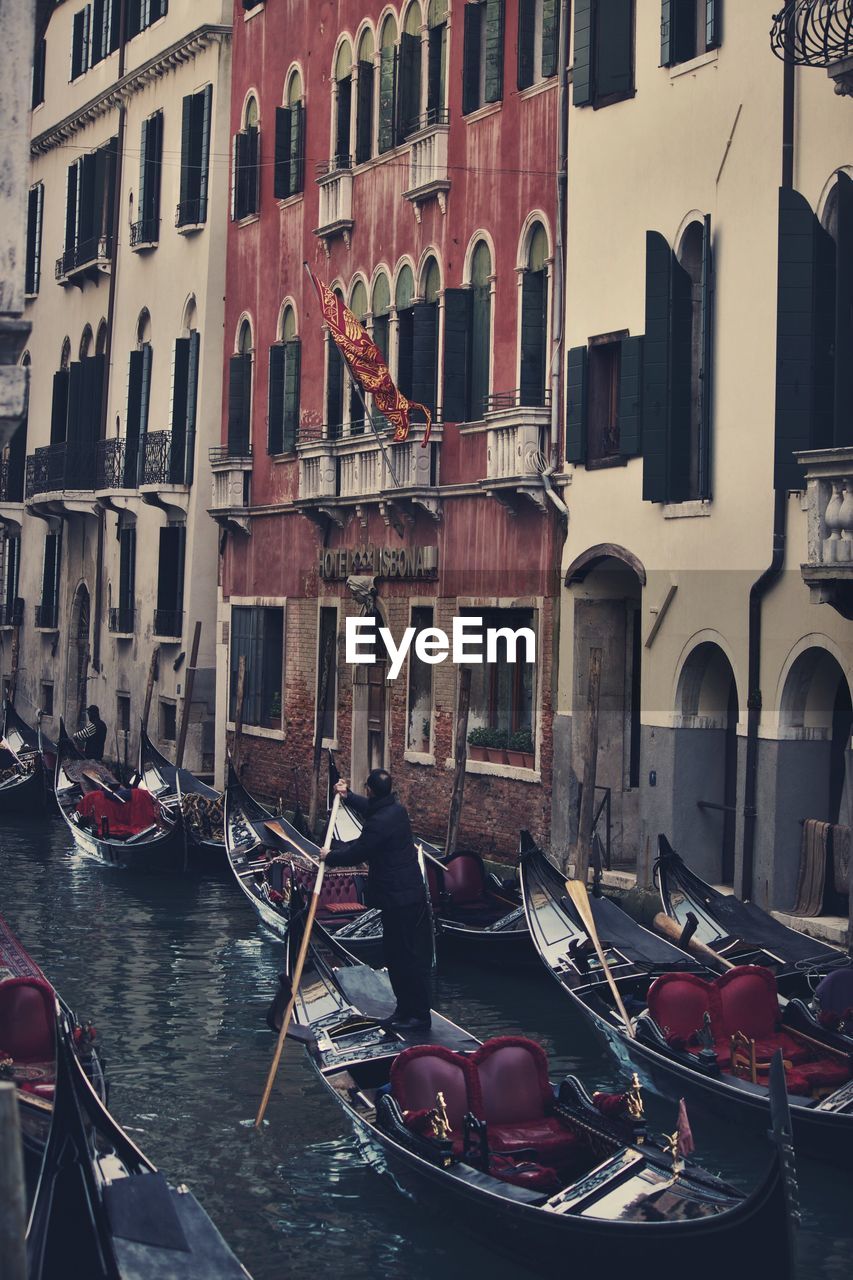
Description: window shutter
32,38,46,108
705,0,721,51
247,125,260,214
126,0,141,39
26,185,43,295
183,329,201,485
618,335,643,456
542,0,559,77
378,47,396,153
108,0,121,53
565,345,587,463
775,188,820,491
138,116,149,222
71,10,85,79
144,113,163,229
179,93,192,212
92,0,104,64
268,343,285,453
228,354,252,454
442,289,473,422
274,107,291,199
336,76,352,166
660,0,672,67
396,308,415,399
668,255,692,503
484,0,505,103
326,339,344,438
139,345,152,449
82,5,91,72
65,162,78,255
50,370,70,445
427,25,445,117
462,4,481,114
834,172,853,447
356,64,373,162
698,214,713,497
231,133,240,220
42,533,58,613
400,33,421,138
289,101,304,195
518,0,535,90
596,0,633,99
283,339,301,451
66,363,83,453
642,230,672,502
411,303,438,417
171,338,190,481
572,0,593,106
119,527,136,614
520,269,547,407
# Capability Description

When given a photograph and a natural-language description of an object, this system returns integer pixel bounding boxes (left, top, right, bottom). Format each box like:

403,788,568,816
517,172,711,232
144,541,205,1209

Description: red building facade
214,0,568,857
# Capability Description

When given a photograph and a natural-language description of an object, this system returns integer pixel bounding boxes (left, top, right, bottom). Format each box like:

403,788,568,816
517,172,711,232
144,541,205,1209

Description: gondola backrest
390,1044,481,1132
647,972,715,1042
716,966,780,1040
471,1037,552,1125
443,854,487,905
0,977,55,1063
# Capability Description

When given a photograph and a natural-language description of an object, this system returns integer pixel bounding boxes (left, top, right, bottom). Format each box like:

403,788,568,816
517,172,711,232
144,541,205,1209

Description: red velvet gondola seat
390,1044,480,1154
291,865,367,916
442,855,489,909
0,976,55,1087
470,1036,584,1167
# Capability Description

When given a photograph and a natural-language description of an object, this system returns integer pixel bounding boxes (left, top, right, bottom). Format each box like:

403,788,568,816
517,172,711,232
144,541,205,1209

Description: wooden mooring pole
175,621,202,768
0,1081,28,1280
141,645,160,734
445,666,472,859
233,654,247,774
573,646,602,885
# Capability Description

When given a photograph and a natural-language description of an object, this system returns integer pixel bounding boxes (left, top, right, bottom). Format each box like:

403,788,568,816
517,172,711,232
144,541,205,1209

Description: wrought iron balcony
0,456,26,504
96,438,128,490
143,431,186,486
35,602,59,630
772,2,853,93
26,443,97,497
175,198,207,230
153,608,183,639
55,235,113,283
108,606,135,635
0,600,24,627
130,217,160,249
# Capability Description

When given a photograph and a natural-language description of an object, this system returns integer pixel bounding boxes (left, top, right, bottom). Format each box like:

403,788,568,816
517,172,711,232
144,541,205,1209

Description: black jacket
326,792,426,910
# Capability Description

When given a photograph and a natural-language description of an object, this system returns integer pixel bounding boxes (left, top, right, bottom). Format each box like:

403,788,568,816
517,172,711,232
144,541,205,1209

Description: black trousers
381,899,432,1021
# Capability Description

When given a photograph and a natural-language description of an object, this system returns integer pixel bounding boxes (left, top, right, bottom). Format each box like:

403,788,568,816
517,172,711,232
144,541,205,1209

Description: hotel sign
319,545,438,581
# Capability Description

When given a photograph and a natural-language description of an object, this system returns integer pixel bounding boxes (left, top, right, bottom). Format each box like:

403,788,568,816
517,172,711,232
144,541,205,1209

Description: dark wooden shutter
834,171,853,447
668,256,692,503
698,213,713,497
66,362,83,454
125,350,143,485
138,115,149,218
65,162,79,255
596,0,633,100
179,93,192,213
706,0,721,51
463,4,481,114
572,0,593,106
283,339,301,451
268,343,285,453
411,303,438,417
618,335,643,456
92,0,105,64
274,107,290,199
228,354,252,454
327,339,344,439
247,125,260,213
428,24,445,118
32,38,46,108
126,0,141,38
171,338,190,482
356,63,373,162
86,353,106,444
775,188,819,491
442,289,472,423
290,101,304,195
542,0,559,77
397,309,415,399
71,9,86,79
399,33,420,138
518,0,535,89
108,0,121,52
520,269,547,406
42,533,59,614
198,86,212,221
50,370,70,445
138,345,151,448
119,526,136,614
378,47,396,153
471,283,491,419
642,230,672,502
565,346,587,463
335,76,352,166
660,0,672,66
484,0,505,103
78,151,97,251
814,220,836,454
184,330,200,485
232,133,243,220
26,185,42,295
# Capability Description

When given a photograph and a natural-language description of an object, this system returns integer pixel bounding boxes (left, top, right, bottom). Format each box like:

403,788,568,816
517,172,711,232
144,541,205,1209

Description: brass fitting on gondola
662,1129,684,1179
627,1073,644,1119
430,1090,452,1140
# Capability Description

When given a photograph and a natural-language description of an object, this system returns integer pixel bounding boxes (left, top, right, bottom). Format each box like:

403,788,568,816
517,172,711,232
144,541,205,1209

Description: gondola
655,834,850,982
0,700,56,813
521,841,853,1168
54,720,187,872
224,761,387,964
277,920,796,1278
138,726,225,868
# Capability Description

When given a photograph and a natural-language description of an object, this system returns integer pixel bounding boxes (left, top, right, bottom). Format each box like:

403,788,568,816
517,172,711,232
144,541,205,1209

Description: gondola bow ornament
310,270,432,446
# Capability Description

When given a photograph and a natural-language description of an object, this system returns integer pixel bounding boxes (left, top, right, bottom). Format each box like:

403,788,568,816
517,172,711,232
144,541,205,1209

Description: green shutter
327,339,344,439
520,269,547,407
397,308,414,399
228,353,252,454
411,302,439,417
428,24,445,118
618,335,643,456
698,214,713,497
642,230,671,502
198,85,212,221
484,0,505,103
518,0,535,90
179,94,192,210
565,346,587,463
171,337,190,481
356,62,373,163
775,188,819,491
283,339,301,450
660,0,672,66
50,370,70,445
463,4,481,114
813,220,836,452
378,47,396,153
471,283,491,419
126,350,143,483
706,0,721,51
268,344,285,454
399,33,421,138
442,288,473,423
335,75,352,166
834,171,853,447
290,101,305,195
668,256,692,502
542,0,559,77
138,116,149,223
596,0,633,100
572,0,592,106
274,107,290,199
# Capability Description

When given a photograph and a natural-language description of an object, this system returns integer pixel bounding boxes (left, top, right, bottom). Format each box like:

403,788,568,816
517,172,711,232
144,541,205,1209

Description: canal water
1,815,850,1279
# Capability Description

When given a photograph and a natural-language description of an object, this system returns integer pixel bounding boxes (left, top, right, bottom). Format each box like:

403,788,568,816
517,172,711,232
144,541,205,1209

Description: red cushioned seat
321,902,366,915
471,1036,582,1165
716,966,781,1042
390,1044,480,1154
442,854,489,907
0,978,55,1063
647,972,715,1044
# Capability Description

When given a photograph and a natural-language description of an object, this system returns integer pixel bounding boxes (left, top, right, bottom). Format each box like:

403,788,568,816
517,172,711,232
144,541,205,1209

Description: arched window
60,338,71,371
395,265,416,397
427,0,448,121
372,272,392,362
228,319,254,456
379,16,398,153
355,30,375,165
79,325,93,361
334,42,353,170
269,305,301,454
399,4,423,139
677,219,711,500
520,222,548,407
326,289,346,438
517,0,559,91
470,241,492,419
233,94,260,220
126,309,153,486
348,281,369,434
274,70,305,199
96,320,108,355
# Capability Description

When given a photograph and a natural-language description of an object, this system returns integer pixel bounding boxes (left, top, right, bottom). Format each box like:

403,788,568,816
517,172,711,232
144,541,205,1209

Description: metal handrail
771,0,853,66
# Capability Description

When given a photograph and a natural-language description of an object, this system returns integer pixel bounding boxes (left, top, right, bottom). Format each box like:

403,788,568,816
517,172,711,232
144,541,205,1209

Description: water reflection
0,816,848,1279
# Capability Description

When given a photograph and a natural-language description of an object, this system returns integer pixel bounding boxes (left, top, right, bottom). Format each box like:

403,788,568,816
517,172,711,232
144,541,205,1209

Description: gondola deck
0,701,56,813
139,727,226,868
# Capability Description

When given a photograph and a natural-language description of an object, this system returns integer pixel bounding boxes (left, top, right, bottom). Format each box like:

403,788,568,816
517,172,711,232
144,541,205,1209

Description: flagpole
303,262,402,489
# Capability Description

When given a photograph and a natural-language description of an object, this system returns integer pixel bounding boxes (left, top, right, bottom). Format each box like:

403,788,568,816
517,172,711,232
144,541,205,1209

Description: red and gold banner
311,271,431,446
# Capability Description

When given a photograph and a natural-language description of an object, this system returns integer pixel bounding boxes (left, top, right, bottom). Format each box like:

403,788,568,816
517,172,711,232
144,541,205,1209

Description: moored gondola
54,720,186,872
138,726,225,868
521,841,853,1168
224,761,386,964
0,701,56,813
277,921,796,1278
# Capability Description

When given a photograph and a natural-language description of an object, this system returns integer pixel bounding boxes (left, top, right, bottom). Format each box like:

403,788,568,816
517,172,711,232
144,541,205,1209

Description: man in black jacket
322,769,432,1031
73,705,107,761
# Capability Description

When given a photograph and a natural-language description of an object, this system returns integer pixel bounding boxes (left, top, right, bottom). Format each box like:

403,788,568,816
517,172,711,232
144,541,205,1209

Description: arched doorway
65,583,91,728
673,642,740,884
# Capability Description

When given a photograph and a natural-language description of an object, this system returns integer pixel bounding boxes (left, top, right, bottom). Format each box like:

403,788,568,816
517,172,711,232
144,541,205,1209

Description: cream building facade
4,1,232,771
553,1,853,924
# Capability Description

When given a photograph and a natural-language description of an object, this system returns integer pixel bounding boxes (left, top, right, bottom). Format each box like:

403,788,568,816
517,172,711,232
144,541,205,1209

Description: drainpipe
549,0,570,460
93,2,127,675
741,25,794,902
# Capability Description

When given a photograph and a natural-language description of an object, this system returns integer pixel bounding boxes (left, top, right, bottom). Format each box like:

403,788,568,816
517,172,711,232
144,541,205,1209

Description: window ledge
236,213,260,228
276,192,304,210
669,48,719,80
35,625,59,635
445,757,541,783
463,101,502,124
404,749,435,766
662,499,712,519
518,78,557,102
24,292,38,302
130,241,158,254
269,450,298,463
176,222,206,236
226,721,285,741
243,3,265,18
586,455,628,471
456,419,488,434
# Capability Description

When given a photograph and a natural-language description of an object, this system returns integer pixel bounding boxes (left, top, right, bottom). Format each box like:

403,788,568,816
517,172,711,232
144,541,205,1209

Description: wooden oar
565,879,635,1039
255,794,342,1128
653,912,735,971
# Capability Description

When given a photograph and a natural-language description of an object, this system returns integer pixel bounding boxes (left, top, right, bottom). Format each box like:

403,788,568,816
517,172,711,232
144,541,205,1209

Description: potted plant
507,729,534,768
467,726,489,761
484,727,508,764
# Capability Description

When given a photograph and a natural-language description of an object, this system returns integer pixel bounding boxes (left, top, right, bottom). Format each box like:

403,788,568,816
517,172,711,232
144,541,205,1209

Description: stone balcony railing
797,447,853,610
314,162,354,248
297,424,441,523
403,115,450,219
481,393,551,513
208,445,252,534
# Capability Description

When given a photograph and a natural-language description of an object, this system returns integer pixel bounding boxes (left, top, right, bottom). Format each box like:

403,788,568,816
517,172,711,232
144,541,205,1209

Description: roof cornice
31,23,232,156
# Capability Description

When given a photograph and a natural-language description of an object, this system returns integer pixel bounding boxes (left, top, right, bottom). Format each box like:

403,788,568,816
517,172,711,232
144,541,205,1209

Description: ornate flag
676,1097,695,1157
311,271,432,446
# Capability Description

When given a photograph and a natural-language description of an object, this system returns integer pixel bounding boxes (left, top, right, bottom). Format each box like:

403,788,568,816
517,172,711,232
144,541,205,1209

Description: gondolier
323,770,432,1031
72,705,107,761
